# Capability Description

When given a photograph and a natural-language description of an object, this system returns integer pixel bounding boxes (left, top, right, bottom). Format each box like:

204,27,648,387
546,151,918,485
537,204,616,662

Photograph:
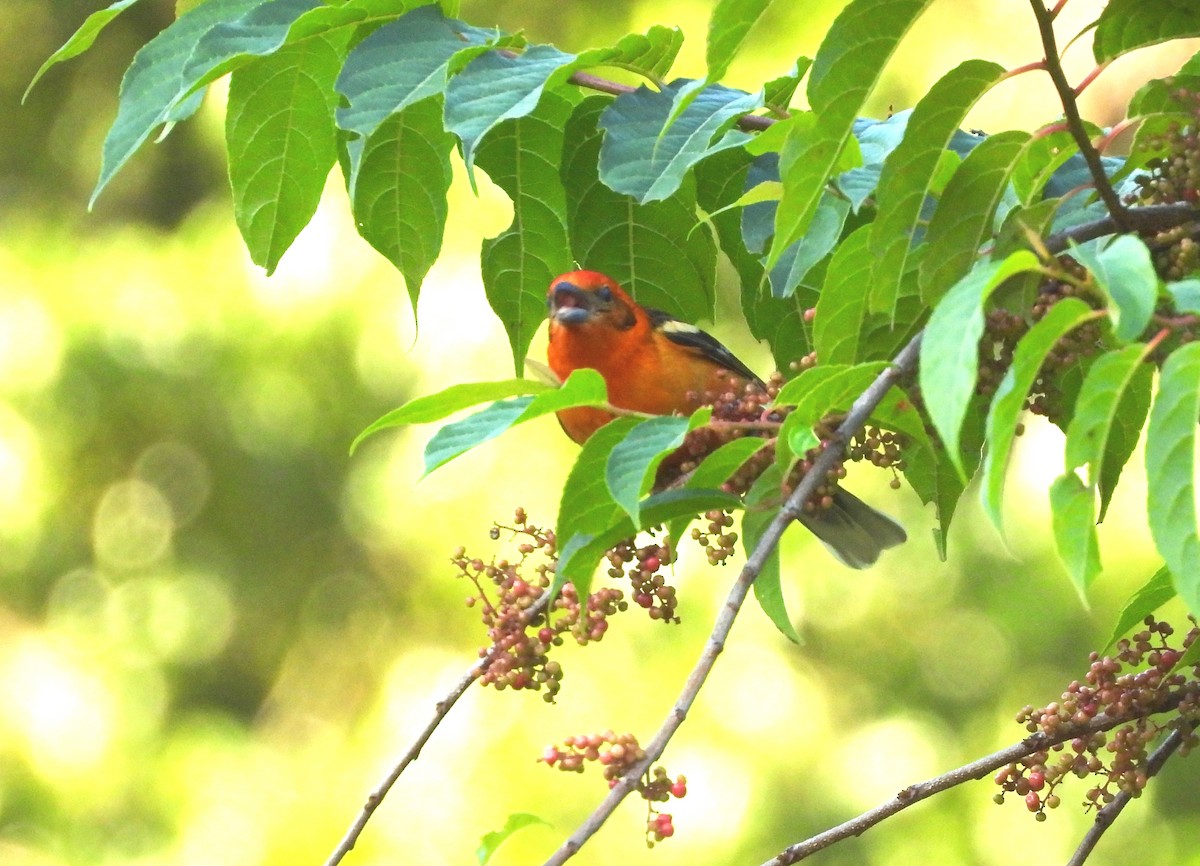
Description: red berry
642,555,660,572
670,781,687,798
1025,792,1041,812
1027,771,1045,792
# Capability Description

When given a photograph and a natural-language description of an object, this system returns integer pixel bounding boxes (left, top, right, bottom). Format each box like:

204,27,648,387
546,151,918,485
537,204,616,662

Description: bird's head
546,270,638,330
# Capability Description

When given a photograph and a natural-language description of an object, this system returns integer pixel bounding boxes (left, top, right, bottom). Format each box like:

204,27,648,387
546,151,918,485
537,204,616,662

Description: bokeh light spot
134,440,212,527
92,479,174,570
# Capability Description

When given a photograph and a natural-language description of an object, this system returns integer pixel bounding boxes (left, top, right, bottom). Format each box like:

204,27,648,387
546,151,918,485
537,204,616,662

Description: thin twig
1043,202,1199,253
323,594,551,866
1065,723,1192,866
540,335,924,866
1028,0,1132,231
761,702,1189,866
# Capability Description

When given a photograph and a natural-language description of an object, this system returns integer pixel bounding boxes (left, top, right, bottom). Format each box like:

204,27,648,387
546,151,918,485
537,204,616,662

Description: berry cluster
540,730,687,845
847,424,908,489
1128,86,1200,289
604,540,681,622
690,509,739,566
994,616,1200,820
453,509,629,702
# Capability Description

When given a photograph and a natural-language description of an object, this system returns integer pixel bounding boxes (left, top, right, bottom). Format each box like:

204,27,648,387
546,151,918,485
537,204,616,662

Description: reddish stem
1073,62,1110,97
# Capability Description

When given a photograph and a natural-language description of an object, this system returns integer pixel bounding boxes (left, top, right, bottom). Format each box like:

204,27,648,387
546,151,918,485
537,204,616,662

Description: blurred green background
2,2,1199,865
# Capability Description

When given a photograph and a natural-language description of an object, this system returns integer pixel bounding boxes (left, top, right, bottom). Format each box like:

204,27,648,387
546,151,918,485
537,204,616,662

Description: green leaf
1094,0,1200,62
555,424,738,597
814,225,872,365
1067,236,1158,343
1146,342,1200,616
562,98,716,322
743,465,801,643
706,0,775,82
1103,566,1176,652
477,813,550,865
774,363,889,470
768,192,851,298
91,0,267,205
421,369,609,473
1064,344,1154,521
24,0,146,103
1011,127,1085,206
335,6,498,149
354,379,554,449
606,409,711,525
981,298,1100,534
764,57,811,111
901,396,984,559
1167,278,1200,314
686,436,768,489
766,0,934,268
477,91,575,372
226,30,349,274
919,251,1043,477
554,418,639,596
666,436,766,543
597,80,760,204
444,45,578,175
351,96,455,313
867,66,1007,313
918,130,1031,305
1050,473,1102,602
607,26,684,81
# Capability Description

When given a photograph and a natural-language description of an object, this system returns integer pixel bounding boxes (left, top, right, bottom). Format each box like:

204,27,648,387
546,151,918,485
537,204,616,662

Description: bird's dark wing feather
645,307,764,387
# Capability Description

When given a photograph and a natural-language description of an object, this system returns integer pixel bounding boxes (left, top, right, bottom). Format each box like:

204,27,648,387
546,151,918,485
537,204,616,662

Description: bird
545,269,906,569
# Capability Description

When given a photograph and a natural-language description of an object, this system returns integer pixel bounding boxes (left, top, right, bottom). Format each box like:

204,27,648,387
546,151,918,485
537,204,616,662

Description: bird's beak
549,283,593,325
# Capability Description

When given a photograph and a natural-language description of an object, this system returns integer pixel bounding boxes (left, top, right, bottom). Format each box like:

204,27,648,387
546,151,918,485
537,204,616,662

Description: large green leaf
597,80,759,203
867,60,1005,314
919,251,1043,477
742,465,801,643
351,96,455,312
422,369,609,473
766,0,934,268
918,130,1031,305
706,0,775,83
562,98,716,322
768,193,851,298
24,0,147,102
1064,344,1154,521
444,45,578,174
91,0,267,205
1067,235,1157,344
334,5,498,150
814,225,872,365
1146,342,1200,616
477,91,575,372
353,377,556,451
1094,0,1200,62
226,30,349,274
1050,473,1102,602
606,409,711,525
774,363,889,470
981,298,1100,534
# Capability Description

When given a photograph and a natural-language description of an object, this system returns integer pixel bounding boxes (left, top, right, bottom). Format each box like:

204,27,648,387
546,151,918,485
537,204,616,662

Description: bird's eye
595,286,613,303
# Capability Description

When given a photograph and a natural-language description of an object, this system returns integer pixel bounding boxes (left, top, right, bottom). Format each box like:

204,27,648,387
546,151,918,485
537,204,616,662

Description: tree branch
1028,0,1132,231
1043,202,1200,253
761,700,1190,866
1065,722,1192,866
323,593,551,866
539,335,924,866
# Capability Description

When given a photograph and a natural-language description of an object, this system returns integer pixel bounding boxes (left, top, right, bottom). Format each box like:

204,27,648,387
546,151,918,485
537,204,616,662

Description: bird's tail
797,488,906,569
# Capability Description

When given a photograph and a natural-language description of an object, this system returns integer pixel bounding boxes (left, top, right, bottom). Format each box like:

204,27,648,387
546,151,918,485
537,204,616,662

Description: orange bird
545,269,905,569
